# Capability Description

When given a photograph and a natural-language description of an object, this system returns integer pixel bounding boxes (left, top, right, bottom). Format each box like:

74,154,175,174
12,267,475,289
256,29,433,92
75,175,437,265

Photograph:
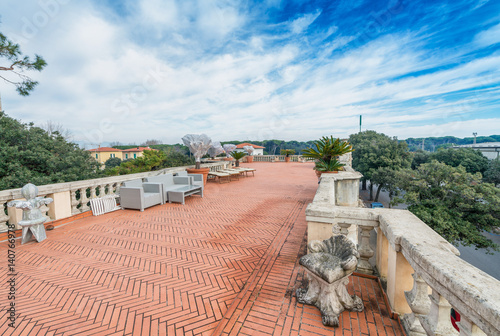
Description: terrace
1,160,499,336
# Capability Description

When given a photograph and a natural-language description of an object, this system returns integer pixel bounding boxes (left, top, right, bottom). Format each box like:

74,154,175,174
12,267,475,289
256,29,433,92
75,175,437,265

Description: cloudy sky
1,0,500,147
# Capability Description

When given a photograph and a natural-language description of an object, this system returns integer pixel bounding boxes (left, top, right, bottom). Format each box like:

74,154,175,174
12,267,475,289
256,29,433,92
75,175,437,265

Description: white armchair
120,179,163,211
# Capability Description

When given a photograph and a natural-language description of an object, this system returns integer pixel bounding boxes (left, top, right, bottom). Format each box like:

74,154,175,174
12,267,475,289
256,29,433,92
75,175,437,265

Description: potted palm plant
280,149,295,162
230,151,246,167
302,136,353,177
182,134,212,184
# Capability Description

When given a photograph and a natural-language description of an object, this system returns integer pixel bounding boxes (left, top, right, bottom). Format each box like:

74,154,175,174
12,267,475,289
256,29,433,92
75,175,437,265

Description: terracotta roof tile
87,147,122,152
235,143,265,149
121,147,157,152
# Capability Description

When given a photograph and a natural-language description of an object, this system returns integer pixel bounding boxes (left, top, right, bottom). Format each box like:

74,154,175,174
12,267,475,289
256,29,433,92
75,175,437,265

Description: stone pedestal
296,235,364,327
19,220,47,244
297,271,363,327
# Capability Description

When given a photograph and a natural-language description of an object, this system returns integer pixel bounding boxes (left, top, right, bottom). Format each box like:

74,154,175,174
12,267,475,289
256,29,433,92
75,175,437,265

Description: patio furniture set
118,167,256,211
119,172,204,211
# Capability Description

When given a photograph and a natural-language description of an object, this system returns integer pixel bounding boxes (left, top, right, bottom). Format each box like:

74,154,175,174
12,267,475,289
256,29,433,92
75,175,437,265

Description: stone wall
306,171,498,336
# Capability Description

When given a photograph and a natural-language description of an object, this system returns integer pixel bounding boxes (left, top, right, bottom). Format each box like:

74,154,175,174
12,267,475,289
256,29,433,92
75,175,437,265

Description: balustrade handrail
306,172,500,335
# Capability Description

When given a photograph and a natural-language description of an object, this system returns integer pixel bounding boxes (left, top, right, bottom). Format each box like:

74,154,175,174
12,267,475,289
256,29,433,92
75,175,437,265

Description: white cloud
1,0,499,147
474,22,500,47
289,10,321,34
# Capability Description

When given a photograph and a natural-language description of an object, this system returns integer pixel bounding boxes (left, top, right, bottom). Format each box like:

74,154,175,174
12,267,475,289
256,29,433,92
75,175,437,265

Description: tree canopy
429,147,489,174
484,158,500,185
405,135,500,152
394,161,500,252
349,131,411,200
0,111,100,190
0,31,47,96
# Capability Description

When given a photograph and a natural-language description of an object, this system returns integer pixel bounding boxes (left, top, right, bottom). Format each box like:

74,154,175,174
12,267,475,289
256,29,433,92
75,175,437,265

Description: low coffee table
168,185,203,204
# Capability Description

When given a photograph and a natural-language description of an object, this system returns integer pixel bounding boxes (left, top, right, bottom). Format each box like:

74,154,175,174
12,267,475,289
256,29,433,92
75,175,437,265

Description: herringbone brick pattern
0,162,404,335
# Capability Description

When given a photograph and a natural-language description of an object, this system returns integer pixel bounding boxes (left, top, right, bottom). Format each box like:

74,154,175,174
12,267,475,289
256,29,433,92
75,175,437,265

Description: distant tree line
405,135,500,152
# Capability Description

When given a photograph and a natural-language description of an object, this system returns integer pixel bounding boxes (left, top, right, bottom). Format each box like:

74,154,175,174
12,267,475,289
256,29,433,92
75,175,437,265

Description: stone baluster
458,316,487,336
39,195,51,218
70,189,80,214
0,202,10,232
403,273,431,336
357,225,374,274
90,185,97,199
79,187,90,212
338,222,351,236
420,289,459,336
103,184,110,196
114,183,121,196
99,184,105,196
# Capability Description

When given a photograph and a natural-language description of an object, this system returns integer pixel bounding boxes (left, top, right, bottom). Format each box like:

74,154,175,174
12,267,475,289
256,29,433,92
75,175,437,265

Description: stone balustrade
0,161,228,233
250,155,306,162
248,152,352,166
306,172,499,336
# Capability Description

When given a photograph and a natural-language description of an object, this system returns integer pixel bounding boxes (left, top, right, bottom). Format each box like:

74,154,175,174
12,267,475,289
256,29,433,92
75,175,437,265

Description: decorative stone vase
187,168,210,185
285,156,291,163
296,235,364,327
246,156,254,163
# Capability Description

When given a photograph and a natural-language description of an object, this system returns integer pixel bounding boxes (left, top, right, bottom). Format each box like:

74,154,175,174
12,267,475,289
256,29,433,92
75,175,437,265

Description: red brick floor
0,162,404,336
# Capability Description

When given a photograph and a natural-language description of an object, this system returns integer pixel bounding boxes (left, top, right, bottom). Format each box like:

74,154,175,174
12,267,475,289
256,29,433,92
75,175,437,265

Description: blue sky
1,0,500,147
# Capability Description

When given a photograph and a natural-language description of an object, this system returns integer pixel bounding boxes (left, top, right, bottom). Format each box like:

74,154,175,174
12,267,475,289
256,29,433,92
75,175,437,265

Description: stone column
420,289,459,336
403,273,431,336
1,202,11,231
357,225,374,274
458,316,487,336
70,189,80,215
7,200,23,230
307,220,335,245
387,244,414,314
376,227,389,280
47,191,72,220
332,172,362,207
338,222,351,236
90,185,97,199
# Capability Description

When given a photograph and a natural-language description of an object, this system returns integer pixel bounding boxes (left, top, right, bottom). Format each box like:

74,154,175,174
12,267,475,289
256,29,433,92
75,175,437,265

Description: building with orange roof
87,146,157,164
234,143,265,155
121,146,157,160
87,147,123,164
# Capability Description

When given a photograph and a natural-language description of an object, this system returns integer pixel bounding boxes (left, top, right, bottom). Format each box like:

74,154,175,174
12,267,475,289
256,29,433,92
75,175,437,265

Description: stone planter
285,156,291,163
246,156,254,163
315,170,338,178
187,168,210,185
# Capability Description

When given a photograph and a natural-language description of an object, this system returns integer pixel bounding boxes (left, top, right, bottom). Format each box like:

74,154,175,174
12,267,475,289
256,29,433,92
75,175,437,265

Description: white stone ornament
7,183,53,244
